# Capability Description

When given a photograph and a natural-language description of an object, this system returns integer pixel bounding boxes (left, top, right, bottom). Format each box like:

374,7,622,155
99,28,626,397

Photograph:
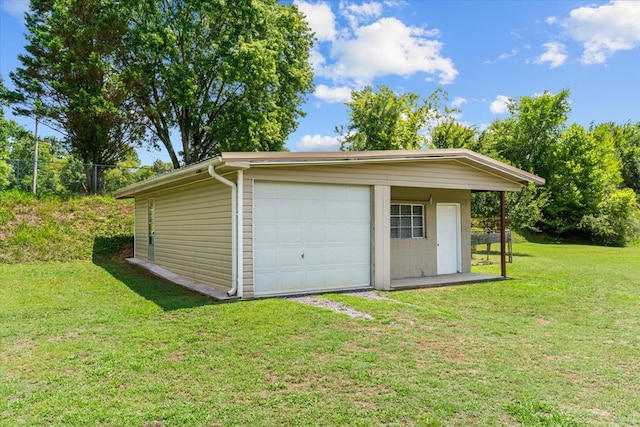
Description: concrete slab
391,272,505,290
125,258,238,301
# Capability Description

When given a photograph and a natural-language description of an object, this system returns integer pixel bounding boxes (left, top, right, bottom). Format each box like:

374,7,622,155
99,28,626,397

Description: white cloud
326,17,457,84
535,42,567,68
498,48,518,60
383,0,408,7
484,48,519,64
546,16,558,25
562,1,640,64
298,134,342,151
451,97,467,108
490,95,510,114
341,1,384,28
1,0,29,20
295,1,337,42
314,84,352,103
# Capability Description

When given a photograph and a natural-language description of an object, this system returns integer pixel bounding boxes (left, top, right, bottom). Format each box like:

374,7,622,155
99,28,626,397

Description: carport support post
500,191,507,278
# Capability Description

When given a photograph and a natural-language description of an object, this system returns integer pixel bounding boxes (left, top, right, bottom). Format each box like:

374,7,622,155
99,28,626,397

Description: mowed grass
1,243,639,426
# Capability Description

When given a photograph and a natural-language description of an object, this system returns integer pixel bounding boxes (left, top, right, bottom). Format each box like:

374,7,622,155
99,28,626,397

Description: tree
0,78,14,189
337,86,452,151
430,119,479,150
483,89,571,177
121,0,314,168
8,135,66,194
579,188,640,247
592,122,640,195
473,90,570,234
543,123,622,235
10,0,144,193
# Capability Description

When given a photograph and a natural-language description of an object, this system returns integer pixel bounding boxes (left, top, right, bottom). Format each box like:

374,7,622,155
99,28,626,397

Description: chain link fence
0,158,162,195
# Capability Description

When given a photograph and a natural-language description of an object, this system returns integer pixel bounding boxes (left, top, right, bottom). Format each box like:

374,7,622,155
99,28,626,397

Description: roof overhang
114,149,545,199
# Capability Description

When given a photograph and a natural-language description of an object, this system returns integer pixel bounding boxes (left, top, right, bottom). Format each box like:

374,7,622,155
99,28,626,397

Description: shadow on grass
92,236,216,311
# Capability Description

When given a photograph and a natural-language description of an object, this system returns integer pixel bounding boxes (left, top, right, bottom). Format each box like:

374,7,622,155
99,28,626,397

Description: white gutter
208,162,242,297
236,170,243,298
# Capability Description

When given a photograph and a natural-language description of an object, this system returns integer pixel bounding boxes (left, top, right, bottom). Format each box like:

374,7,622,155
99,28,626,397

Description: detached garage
114,149,544,299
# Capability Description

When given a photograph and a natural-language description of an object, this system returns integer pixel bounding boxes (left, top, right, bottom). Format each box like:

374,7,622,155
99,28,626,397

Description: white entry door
437,203,461,275
253,181,371,296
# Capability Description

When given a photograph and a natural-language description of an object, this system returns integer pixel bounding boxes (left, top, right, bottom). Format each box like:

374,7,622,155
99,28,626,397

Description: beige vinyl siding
134,198,148,260
148,178,233,292
243,160,522,191
389,188,471,280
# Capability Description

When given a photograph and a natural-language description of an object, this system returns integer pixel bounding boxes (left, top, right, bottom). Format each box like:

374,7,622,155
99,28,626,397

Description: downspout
208,162,242,297
236,170,243,298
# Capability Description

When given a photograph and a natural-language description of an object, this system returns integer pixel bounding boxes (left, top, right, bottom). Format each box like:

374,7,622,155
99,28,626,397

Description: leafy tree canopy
482,89,571,177
591,122,640,196
121,0,314,167
10,0,142,192
337,86,453,151
430,119,479,151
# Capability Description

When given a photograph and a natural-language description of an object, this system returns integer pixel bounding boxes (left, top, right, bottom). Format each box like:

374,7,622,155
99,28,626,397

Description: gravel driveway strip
288,295,375,320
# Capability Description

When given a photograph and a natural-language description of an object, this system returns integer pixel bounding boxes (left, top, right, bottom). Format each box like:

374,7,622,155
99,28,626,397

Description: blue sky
2,0,640,165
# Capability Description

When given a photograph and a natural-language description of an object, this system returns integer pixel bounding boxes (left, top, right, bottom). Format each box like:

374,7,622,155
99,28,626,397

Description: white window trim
391,202,425,239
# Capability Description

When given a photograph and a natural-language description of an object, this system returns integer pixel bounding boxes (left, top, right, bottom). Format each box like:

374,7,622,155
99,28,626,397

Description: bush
579,188,640,246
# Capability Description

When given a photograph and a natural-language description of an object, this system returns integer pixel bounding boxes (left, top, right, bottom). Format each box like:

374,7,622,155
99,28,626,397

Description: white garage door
254,181,371,296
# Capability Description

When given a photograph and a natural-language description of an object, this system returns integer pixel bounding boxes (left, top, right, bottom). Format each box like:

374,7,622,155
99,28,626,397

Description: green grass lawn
1,243,639,426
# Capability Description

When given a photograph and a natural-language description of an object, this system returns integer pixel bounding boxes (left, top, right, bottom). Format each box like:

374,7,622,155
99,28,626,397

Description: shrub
579,188,640,246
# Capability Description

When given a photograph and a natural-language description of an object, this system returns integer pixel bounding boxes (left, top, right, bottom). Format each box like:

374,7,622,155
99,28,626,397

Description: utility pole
31,116,39,194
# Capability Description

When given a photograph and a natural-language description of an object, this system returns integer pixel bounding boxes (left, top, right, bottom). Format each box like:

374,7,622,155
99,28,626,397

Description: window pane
390,203,427,239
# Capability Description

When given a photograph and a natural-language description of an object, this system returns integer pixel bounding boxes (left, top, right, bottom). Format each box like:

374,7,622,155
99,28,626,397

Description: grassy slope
0,191,133,263
1,243,639,426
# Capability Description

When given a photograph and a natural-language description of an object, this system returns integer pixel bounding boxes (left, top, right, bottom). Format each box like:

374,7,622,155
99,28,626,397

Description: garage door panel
303,247,327,266
278,247,304,269
347,200,371,218
254,248,276,269
301,200,326,220
280,271,304,292
350,267,371,284
349,224,372,241
254,224,277,243
280,203,302,221
254,181,371,296
305,224,327,243
279,224,304,244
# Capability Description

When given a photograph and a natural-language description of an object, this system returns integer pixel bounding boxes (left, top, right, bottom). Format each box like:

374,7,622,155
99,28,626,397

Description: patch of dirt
348,290,422,308
418,339,468,361
288,296,374,320
168,353,183,363
347,290,396,301
110,239,134,260
589,408,612,418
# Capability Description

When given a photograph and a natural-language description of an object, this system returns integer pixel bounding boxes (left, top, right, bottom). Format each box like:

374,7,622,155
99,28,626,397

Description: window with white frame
391,203,424,239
